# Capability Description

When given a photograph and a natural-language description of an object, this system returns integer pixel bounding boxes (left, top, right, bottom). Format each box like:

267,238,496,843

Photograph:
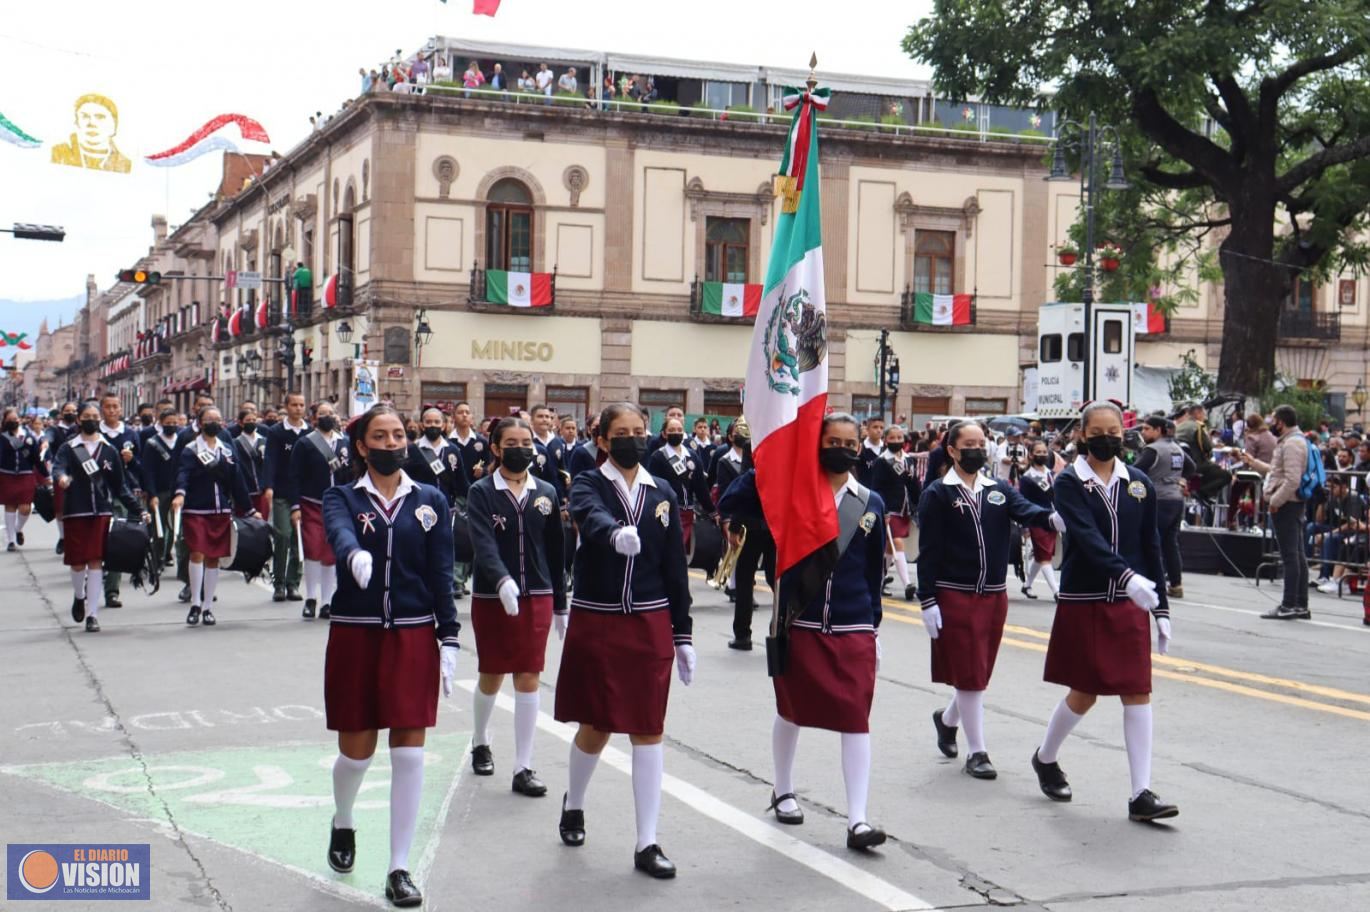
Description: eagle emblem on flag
515,283,526,296
762,283,827,396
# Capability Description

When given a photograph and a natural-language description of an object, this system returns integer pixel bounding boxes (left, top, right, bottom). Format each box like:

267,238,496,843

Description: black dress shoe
105,596,122,609
471,744,494,776
302,599,316,620
201,609,216,627
512,768,547,797
768,791,803,825
963,751,997,779
85,616,101,633
177,585,191,603
384,868,423,907
15,531,22,546
728,638,753,651
846,823,887,851
905,584,916,601
932,709,958,758
1128,788,1179,822
272,587,286,602
1031,749,1072,801
320,603,331,620
327,820,356,873
55,538,64,555
558,794,585,847
186,606,201,626
71,597,86,623
453,588,464,601
725,586,735,602
6,542,15,552
287,587,303,601
1021,585,1038,600
1260,605,1301,620
633,844,676,879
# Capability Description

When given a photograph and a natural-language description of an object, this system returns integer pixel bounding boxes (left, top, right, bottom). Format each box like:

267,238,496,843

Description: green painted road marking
2,731,470,905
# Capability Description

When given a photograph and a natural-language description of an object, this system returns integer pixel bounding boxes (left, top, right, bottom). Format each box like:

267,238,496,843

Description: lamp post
414,308,434,368
1353,379,1368,415
1047,112,1130,405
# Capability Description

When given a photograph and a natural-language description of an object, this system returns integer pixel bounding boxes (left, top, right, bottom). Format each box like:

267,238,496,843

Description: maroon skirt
324,624,439,731
1044,599,1152,695
774,628,876,733
680,508,695,555
183,513,232,558
0,472,38,506
555,608,673,735
471,594,553,674
930,588,1009,691
299,500,335,565
53,484,65,517
62,515,110,566
887,514,911,540
1028,527,1057,563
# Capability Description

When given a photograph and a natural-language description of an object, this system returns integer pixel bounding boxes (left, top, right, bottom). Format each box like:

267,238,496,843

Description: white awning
763,66,931,98
604,52,761,84
429,36,604,66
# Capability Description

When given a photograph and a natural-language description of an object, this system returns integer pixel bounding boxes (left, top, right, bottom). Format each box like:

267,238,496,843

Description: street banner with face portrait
350,360,379,418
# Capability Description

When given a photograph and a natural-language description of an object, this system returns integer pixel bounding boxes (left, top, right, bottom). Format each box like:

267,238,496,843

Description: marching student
46,402,79,555
529,404,565,499
646,405,686,455
916,420,1061,779
141,408,183,566
232,405,270,518
99,393,142,609
466,417,566,795
1030,401,1178,823
263,391,310,603
858,416,885,480
555,403,694,880
719,413,890,849
321,405,459,909
171,407,256,627
0,407,46,551
646,416,714,557
449,400,491,598
1018,439,1060,599
716,421,777,647
288,401,350,620
867,425,921,600
405,407,468,507
52,401,149,633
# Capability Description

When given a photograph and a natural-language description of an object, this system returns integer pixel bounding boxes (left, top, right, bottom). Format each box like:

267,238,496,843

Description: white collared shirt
1073,454,1125,492
666,442,689,461
600,458,656,503
191,435,231,458
834,472,861,508
492,466,530,504
100,421,126,437
283,417,307,433
417,434,444,454
863,439,884,455
537,431,556,446
451,428,476,446
354,469,417,510
943,468,994,494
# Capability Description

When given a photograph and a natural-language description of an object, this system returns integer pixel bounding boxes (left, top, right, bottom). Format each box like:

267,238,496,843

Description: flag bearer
288,401,350,620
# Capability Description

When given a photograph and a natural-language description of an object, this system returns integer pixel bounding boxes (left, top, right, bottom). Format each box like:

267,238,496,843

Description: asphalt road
3,516,1369,912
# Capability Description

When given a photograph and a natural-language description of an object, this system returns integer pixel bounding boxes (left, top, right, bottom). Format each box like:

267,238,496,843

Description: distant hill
0,294,85,349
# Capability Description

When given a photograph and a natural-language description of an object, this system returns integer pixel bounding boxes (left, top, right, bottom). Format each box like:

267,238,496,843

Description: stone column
600,318,633,405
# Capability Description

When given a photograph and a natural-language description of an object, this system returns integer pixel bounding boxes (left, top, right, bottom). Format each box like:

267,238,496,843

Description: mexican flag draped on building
743,79,837,583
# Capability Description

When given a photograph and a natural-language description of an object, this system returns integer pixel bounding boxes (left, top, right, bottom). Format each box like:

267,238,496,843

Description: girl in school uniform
1018,438,1060,599
171,407,256,627
51,401,148,633
645,416,714,556
554,403,694,880
231,405,271,519
321,405,460,908
867,424,921,601
0,406,46,551
288,401,350,620
466,416,566,794
1030,400,1178,823
405,406,468,509
718,413,890,850
916,420,1062,779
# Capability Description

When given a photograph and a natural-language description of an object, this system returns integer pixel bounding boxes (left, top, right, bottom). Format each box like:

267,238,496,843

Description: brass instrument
709,523,747,589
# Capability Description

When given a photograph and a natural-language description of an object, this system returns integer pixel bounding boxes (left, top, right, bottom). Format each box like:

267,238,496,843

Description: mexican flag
227,307,245,338
254,298,271,329
487,270,553,307
913,292,972,325
744,85,837,583
1133,300,1166,334
700,282,762,317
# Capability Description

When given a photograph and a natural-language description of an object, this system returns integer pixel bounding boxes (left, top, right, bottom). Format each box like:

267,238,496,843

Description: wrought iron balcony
1279,310,1340,341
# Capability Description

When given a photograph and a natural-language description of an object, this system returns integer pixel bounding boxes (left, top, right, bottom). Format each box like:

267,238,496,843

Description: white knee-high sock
202,567,220,609
189,562,205,607
565,743,599,810
892,552,911,587
71,569,87,599
15,511,28,532
471,689,496,747
57,518,64,536
1025,557,1041,589
1040,563,1059,596
320,564,337,607
1123,704,1153,799
303,559,322,601
771,715,800,813
631,743,664,852
1038,699,1084,764
513,691,539,773
331,754,372,829
957,689,987,755
86,569,103,616
4,511,15,545
388,746,424,873
941,692,961,727
840,732,872,829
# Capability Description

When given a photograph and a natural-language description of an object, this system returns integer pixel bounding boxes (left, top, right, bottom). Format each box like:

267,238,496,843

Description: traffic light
116,268,162,286
886,356,901,392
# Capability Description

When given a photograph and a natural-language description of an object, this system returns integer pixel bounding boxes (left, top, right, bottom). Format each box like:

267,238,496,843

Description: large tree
905,0,1370,394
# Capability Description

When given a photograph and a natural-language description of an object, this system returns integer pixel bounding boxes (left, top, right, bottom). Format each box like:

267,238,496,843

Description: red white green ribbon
0,111,41,149
778,87,830,193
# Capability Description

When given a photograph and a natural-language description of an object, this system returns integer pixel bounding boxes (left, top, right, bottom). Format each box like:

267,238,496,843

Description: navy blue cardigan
1018,467,1056,509
286,431,350,509
52,438,143,518
405,440,469,507
568,468,692,644
916,474,1054,607
867,452,922,517
449,431,492,487
232,432,268,497
467,474,567,614
1053,461,1170,618
646,445,715,512
100,423,143,493
263,419,311,494
0,430,46,476
140,432,181,494
323,478,460,644
174,440,253,515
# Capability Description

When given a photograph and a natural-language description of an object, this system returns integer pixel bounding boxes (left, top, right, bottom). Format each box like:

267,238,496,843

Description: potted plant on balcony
1098,242,1123,272
1057,242,1079,266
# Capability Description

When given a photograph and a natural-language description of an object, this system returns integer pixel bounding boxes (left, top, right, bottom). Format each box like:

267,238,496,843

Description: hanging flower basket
1057,244,1079,266
1098,242,1123,272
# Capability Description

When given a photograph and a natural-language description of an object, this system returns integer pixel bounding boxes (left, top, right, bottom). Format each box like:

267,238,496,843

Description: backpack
1297,437,1325,501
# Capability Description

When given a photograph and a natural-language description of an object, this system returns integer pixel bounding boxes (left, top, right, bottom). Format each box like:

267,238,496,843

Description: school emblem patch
448,454,460,470
655,500,671,527
1128,480,1148,501
536,453,546,467
415,504,439,532
859,511,877,534
474,441,484,452
534,495,553,516
987,490,1007,506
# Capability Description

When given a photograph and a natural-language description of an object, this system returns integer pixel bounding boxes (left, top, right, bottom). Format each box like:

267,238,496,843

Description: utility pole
877,329,889,423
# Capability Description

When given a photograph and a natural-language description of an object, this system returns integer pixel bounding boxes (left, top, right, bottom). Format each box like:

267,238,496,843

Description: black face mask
886,441,905,453
406,428,419,441
819,446,860,474
954,447,988,474
241,422,258,435
423,426,444,442
734,437,751,451
1032,454,1050,466
162,425,178,437
367,447,405,477
139,414,154,427
61,414,76,425
1086,435,1124,461
2,421,18,433
79,419,100,436
201,422,222,438
665,433,685,447
500,446,534,474
608,436,648,469
317,416,338,433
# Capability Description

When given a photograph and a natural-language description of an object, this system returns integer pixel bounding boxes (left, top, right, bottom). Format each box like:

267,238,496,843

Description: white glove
875,636,883,671
922,604,943,640
1125,573,1159,611
675,643,696,686
612,526,641,556
349,550,373,589
554,612,568,641
439,645,459,697
498,578,520,616
1156,617,1172,656
1049,511,1067,533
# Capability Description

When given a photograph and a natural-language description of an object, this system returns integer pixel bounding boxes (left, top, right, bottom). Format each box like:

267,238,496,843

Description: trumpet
710,523,747,589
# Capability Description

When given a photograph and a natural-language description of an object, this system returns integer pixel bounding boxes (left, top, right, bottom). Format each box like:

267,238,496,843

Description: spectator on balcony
360,68,372,96
489,62,506,92
292,262,313,316
433,57,453,83
535,63,554,100
463,61,486,98
411,55,430,87
517,69,535,93
392,76,413,96
601,75,617,105
557,67,579,96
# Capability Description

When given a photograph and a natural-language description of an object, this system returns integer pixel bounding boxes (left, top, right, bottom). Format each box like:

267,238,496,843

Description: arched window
486,178,533,271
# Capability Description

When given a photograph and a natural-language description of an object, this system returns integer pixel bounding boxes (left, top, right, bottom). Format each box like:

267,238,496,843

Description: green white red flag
913,293,972,325
700,282,762,317
1133,300,1166,334
487,270,553,307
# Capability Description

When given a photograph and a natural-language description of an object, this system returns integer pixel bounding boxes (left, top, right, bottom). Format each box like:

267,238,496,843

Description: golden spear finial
806,53,818,91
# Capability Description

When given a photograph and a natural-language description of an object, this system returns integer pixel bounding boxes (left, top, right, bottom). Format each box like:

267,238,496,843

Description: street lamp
1353,379,1368,414
335,320,354,345
414,309,434,348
